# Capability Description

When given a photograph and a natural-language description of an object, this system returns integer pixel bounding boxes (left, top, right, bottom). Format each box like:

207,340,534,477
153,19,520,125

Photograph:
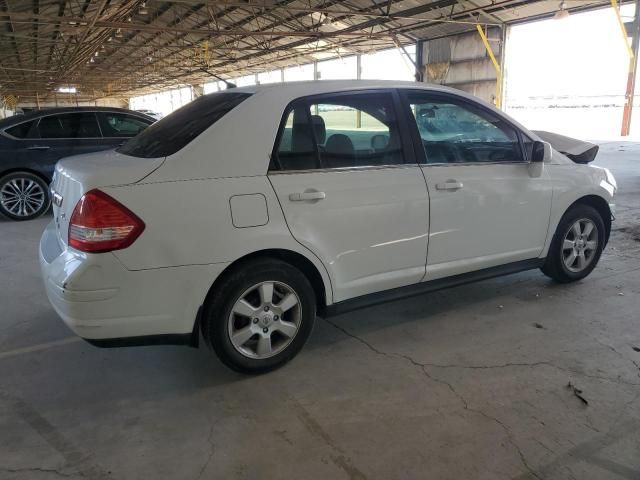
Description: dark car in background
0,107,155,220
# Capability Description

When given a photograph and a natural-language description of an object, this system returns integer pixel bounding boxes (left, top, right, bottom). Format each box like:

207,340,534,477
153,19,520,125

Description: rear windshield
117,92,251,158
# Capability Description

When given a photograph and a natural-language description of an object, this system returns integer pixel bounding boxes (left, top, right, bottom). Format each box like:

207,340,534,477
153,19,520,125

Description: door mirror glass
531,141,546,162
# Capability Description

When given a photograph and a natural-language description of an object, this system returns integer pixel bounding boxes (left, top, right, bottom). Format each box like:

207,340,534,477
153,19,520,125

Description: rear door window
37,113,101,139
4,120,37,139
272,91,406,171
118,92,251,158
97,112,152,138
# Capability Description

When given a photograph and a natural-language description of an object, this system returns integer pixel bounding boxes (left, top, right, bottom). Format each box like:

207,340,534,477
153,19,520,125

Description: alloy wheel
228,281,302,359
0,177,46,218
562,218,598,273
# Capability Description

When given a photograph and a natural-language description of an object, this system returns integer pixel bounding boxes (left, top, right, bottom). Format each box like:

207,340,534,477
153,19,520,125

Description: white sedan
39,80,617,373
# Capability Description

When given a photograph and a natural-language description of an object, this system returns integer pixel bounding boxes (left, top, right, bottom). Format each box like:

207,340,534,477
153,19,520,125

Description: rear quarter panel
102,176,334,304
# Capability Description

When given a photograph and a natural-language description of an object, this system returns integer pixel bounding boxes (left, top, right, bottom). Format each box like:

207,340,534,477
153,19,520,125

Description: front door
400,91,553,280
269,90,429,302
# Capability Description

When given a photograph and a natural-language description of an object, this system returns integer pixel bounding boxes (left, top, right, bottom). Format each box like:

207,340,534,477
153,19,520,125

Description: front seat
323,134,355,168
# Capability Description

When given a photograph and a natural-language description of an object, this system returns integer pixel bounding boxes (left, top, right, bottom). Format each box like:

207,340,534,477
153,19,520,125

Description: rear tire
542,204,605,283
202,258,316,374
0,172,50,221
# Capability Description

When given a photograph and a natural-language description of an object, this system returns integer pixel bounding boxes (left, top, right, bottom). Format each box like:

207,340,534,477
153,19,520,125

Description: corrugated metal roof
0,0,627,101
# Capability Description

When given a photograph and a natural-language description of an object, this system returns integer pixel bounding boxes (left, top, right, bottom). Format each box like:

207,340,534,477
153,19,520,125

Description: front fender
541,164,615,257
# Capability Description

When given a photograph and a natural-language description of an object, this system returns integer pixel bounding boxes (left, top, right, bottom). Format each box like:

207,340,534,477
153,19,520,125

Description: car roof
221,79,453,95
216,79,487,109
0,107,155,128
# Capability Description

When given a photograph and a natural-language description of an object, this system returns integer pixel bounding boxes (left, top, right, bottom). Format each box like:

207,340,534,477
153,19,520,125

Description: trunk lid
532,130,599,164
51,149,163,248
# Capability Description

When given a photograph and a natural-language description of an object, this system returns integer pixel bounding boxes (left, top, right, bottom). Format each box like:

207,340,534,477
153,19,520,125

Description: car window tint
407,94,522,164
5,120,37,139
274,106,319,171
312,93,403,168
98,113,152,138
37,113,101,139
272,92,404,171
118,92,251,158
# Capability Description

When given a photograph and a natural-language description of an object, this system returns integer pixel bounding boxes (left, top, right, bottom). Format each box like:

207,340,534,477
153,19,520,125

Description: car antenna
201,67,236,89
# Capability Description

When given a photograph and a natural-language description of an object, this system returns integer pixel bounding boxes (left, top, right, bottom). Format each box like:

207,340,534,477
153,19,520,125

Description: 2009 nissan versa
39,80,617,373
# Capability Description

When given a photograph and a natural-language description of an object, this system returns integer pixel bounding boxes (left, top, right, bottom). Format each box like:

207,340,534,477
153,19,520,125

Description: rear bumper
39,220,228,344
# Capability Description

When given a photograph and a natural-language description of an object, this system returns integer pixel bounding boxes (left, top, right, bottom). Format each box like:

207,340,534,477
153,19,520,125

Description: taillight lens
68,189,145,253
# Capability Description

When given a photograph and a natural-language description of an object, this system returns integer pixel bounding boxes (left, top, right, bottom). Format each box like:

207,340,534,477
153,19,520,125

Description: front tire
0,172,50,221
202,258,316,374
542,204,605,283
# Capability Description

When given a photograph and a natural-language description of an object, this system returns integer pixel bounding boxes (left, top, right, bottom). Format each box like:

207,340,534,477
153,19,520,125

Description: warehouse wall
419,27,503,105
16,97,127,111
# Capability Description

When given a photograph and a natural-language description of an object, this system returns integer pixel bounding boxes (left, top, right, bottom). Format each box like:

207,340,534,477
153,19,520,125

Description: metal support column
415,40,424,82
356,54,362,128
619,0,640,136
476,24,502,109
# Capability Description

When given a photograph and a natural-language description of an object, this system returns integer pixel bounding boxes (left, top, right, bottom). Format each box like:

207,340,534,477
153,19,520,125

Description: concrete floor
1,143,639,480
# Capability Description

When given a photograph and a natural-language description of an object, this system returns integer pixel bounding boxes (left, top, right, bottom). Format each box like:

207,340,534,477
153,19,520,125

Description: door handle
435,180,463,191
26,145,50,151
289,191,326,202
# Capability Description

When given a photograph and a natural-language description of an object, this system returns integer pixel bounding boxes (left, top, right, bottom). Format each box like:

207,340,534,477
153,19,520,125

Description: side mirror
528,141,551,178
531,140,551,162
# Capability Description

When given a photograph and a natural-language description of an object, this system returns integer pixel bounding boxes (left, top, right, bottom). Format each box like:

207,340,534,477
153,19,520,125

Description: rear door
32,112,106,177
1,119,45,174
268,90,430,302
400,90,553,280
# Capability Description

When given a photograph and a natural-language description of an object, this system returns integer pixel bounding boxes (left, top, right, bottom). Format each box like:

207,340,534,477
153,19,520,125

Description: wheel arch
0,167,52,185
570,195,612,244
201,248,330,323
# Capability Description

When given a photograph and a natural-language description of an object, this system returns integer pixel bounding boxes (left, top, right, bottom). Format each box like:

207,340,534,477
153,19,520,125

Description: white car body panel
39,220,228,338
269,165,429,302
422,162,553,280
39,80,616,343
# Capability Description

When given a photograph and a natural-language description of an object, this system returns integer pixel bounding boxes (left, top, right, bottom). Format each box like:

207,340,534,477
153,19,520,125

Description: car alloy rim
0,178,45,217
228,281,302,359
562,218,598,273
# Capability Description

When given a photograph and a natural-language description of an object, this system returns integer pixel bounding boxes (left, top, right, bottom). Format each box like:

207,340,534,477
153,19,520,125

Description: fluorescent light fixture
58,87,77,93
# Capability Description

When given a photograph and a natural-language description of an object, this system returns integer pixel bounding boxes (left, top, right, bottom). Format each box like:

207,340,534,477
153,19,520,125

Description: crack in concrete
2,467,83,478
324,318,543,479
323,318,640,387
194,422,216,480
590,336,640,377
323,317,640,479
289,394,368,480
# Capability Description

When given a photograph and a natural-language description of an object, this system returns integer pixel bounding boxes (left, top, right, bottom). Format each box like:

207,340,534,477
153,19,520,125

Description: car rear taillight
68,189,145,253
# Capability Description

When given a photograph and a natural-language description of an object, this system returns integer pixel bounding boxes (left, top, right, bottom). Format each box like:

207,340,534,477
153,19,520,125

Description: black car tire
0,172,51,221
202,258,316,374
542,204,605,283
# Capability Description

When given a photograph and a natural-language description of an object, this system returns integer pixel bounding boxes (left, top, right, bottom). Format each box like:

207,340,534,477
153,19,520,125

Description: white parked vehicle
39,80,617,373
